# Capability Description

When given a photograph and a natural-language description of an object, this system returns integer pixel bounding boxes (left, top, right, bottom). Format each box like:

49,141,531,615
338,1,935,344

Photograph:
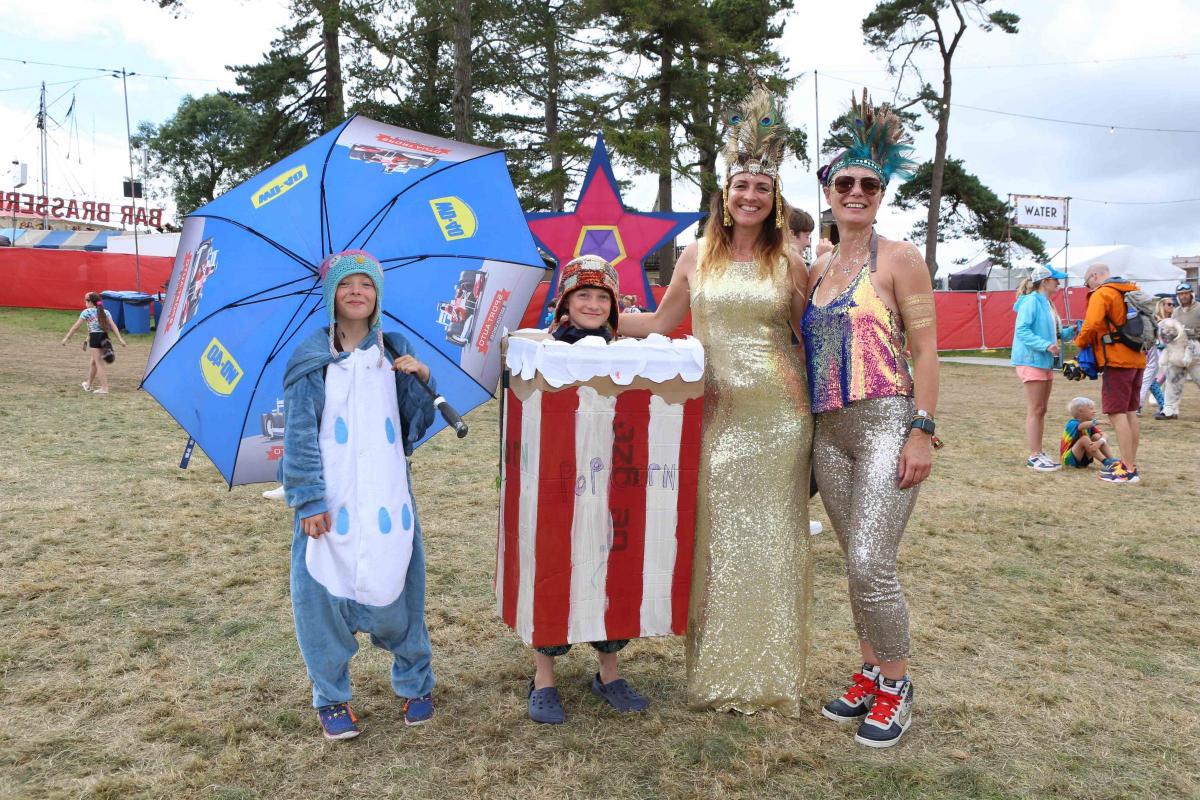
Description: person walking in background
1011,265,1069,471
1154,316,1200,421
1140,297,1173,415
1172,282,1199,341
60,291,126,394
803,91,938,748
1074,262,1146,483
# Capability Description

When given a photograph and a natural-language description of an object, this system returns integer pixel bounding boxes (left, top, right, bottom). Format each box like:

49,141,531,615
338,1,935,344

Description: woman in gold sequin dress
618,90,813,716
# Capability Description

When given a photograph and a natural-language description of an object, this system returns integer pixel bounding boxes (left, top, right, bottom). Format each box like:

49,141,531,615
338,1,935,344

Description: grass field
3,307,1198,800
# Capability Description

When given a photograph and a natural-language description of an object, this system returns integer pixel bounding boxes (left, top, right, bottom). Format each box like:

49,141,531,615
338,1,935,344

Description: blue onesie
282,326,437,708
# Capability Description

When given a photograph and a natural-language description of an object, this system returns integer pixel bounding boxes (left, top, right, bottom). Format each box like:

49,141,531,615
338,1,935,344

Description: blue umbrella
142,116,545,486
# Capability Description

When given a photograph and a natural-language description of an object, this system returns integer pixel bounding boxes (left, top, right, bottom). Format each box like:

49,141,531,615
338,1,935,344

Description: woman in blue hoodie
282,250,438,740
1011,265,1067,471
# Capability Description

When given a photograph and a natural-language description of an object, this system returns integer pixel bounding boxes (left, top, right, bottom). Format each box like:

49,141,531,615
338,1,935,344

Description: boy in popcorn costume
526,254,651,724
282,250,437,740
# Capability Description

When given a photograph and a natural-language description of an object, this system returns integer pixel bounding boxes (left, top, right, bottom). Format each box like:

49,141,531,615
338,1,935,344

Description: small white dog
1155,318,1200,419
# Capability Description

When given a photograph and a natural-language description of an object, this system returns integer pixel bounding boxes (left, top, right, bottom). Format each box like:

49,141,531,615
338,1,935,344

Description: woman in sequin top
801,150,940,747
618,168,815,716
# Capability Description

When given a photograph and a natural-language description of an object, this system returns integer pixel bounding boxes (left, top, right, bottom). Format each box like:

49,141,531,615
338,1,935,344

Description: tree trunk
320,0,345,129
452,0,473,142
924,60,952,279
697,57,719,216
417,10,440,120
544,3,564,212
655,35,676,284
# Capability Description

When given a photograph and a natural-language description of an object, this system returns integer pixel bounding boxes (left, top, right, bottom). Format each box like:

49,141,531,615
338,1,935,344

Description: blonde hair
1016,278,1036,296
696,187,789,285
1066,396,1095,416
1155,298,1174,321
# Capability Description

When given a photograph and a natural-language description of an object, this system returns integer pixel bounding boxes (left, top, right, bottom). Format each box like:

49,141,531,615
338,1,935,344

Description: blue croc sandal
591,674,649,713
528,681,565,724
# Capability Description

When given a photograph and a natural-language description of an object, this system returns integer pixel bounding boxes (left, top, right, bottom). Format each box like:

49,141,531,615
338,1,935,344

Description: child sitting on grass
1060,396,1116,470
529,255,650,725
282,250,437,740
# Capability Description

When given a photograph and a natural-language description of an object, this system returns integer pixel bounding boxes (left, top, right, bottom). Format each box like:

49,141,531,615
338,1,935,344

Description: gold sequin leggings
813,396,917,662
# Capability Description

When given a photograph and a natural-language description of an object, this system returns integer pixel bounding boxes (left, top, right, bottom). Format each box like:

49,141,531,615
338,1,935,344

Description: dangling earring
775,181,784,230
722,187,732,227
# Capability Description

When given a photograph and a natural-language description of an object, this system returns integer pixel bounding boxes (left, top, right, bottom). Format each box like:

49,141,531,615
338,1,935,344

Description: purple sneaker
402,693,435,726
317,702,360,740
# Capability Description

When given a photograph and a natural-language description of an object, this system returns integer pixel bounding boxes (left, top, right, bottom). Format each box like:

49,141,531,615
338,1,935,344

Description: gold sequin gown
685,253,814,716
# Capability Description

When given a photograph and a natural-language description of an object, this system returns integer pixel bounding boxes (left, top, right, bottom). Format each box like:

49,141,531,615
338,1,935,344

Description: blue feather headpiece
821,89,917,187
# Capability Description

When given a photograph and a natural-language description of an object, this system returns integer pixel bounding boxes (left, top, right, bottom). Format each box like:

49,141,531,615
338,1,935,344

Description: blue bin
124,300,152,334
99,291,125,331
152,295,164,329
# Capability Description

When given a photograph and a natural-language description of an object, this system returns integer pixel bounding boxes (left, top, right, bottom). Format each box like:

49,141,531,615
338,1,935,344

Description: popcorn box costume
496,330,705,648
283,251,437,708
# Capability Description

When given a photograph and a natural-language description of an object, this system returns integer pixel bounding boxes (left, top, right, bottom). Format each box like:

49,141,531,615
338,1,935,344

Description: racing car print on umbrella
142,116,546,486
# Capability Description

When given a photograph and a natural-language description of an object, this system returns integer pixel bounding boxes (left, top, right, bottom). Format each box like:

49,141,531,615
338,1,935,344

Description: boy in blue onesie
283,250,438,740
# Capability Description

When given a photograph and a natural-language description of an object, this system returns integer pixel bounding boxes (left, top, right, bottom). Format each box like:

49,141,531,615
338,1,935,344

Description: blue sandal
528,680,565,724
591,673,649,712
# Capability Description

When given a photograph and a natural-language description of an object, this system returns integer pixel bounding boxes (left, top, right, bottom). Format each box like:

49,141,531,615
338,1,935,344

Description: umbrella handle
414,375,468,439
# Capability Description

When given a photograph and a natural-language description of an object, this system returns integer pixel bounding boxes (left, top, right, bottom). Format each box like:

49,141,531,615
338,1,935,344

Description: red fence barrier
935,287,1088,350
3,252,1085,354
0,248,174,310
519,281,1088,351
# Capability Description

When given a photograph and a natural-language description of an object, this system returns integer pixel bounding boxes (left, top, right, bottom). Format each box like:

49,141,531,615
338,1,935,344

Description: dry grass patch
2,307,1197,799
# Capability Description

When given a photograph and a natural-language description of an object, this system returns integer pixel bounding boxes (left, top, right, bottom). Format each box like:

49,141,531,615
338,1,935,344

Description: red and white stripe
496,385,702,648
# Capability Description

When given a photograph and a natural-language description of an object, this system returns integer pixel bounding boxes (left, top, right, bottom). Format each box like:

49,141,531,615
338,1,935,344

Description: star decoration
526,135,703,324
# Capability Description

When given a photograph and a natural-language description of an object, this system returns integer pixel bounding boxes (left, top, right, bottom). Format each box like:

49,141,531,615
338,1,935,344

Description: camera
1062,359,1098,381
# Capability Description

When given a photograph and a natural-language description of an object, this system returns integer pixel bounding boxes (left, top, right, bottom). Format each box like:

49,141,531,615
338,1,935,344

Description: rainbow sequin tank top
801,248,913,414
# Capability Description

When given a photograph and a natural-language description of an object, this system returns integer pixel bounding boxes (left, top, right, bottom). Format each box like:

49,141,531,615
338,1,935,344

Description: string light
819,73,1200,135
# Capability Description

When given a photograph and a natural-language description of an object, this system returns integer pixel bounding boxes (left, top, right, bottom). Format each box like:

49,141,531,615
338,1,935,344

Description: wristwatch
910,410,935,435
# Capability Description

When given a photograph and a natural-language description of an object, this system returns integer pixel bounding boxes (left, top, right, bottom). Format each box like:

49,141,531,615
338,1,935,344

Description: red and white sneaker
821,664,880,722
855,675,913,748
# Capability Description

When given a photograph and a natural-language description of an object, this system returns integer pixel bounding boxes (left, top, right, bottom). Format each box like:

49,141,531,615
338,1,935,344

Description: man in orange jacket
1074,262,1146,483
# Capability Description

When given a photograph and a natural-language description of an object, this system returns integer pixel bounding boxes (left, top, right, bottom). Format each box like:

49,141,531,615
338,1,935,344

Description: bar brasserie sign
1,191,164,227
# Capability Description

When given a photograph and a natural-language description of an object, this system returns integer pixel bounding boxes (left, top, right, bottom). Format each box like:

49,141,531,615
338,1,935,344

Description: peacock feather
723,88,788,180
824,89,917,185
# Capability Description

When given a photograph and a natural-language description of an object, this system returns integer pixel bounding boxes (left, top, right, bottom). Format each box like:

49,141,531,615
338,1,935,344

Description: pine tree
893,158,1046,267
862,0,1021,276
598,0,795,282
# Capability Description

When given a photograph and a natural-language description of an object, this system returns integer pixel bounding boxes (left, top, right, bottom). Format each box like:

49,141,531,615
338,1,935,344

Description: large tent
944,257,1040,292
1050,245,1185,296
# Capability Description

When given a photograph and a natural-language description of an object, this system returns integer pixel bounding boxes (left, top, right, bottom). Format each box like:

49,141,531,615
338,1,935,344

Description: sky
1,0,1198,276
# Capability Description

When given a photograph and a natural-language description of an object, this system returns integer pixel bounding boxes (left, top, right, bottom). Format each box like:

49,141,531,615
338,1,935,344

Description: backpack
1102,287,1157,352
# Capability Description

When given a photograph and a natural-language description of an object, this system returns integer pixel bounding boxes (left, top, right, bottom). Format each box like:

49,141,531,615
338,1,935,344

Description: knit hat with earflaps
553,255,621,331
319,249,386,360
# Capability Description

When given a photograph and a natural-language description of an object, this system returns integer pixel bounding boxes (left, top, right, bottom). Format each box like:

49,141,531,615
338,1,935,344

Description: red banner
0,248,173,310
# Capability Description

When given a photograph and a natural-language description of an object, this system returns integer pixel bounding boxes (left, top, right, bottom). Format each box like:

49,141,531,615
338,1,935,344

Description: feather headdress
721,88,789,228
821,89,917,186
723,88,788,180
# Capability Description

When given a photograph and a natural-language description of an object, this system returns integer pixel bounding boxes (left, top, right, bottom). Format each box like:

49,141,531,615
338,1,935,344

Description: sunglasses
832,175,883,196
